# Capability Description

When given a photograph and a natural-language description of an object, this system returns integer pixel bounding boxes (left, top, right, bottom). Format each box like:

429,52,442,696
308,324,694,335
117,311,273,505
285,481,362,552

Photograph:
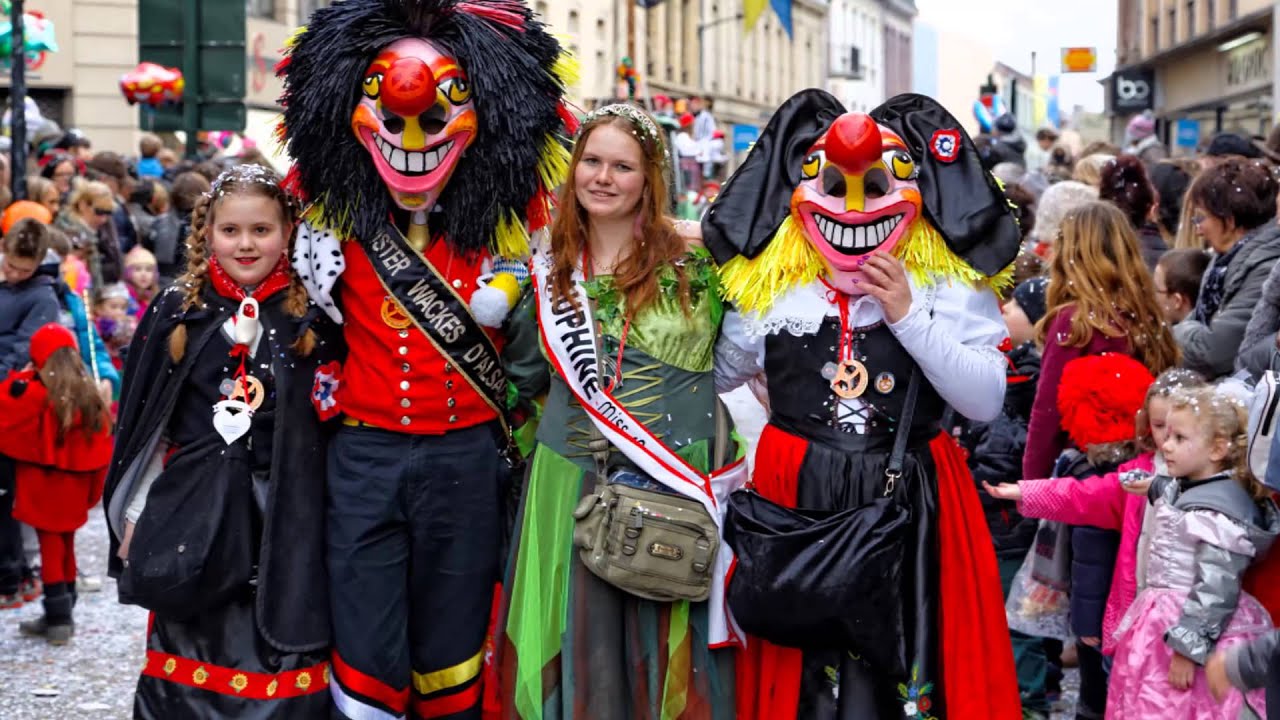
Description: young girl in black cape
104,164,343,718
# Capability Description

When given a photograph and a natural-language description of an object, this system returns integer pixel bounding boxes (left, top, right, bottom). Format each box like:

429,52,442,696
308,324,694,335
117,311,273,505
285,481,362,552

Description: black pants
327,423,504,720
0,456,24,595
1075,640,1109,720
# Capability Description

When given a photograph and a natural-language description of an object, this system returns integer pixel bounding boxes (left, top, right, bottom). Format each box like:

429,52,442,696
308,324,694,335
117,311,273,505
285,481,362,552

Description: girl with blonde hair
1024,201,1179,480
104,165,342,717
56,180,119,288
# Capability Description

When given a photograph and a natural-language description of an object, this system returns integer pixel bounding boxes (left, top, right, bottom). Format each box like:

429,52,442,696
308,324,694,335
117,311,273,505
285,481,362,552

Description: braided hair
168,165,316,361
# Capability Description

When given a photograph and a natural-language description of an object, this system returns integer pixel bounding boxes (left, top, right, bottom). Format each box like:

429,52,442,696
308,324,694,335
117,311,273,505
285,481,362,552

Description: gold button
447,398,456,408
452,279,462,288
401,398,411,408
400,381,410,391
398,346,409,356
399,330,410,339
400,417,411,426
448,415,458,423
402,363,411,373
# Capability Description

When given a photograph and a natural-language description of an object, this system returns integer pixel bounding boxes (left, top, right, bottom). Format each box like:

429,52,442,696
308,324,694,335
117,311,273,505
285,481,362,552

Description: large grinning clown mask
703,91,1022,317
792,113,922,295
351,37,477,212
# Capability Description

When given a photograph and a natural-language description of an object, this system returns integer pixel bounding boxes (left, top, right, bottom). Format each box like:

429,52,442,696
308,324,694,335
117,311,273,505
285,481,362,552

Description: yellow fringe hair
719,214,1015,316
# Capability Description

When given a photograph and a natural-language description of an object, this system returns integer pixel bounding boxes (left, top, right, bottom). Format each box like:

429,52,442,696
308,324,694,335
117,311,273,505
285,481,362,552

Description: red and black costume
277,2,574,717
707,91,1024,720
103,275,343,718
0,324,112,632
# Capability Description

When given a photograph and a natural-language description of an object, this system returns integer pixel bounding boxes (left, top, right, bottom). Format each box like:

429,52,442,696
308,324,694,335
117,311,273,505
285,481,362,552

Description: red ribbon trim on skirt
141,649,331,701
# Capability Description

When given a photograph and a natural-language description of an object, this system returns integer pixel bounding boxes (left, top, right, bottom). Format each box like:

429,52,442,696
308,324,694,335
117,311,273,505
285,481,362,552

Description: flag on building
744,0,793,37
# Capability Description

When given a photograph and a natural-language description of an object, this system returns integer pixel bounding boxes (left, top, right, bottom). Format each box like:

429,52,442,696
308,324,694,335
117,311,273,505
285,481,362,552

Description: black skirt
791,437,941,720
135,595,331,720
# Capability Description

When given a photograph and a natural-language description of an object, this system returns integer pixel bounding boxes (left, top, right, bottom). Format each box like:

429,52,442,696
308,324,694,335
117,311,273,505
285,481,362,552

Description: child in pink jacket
985,368,1207,655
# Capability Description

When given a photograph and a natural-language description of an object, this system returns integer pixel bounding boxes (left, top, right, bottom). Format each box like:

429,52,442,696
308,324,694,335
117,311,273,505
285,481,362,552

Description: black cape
104,284,343,652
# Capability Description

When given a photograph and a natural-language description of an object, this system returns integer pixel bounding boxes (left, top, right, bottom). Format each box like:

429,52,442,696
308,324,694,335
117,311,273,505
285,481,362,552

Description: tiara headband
580,103,671,169
207,163,278,199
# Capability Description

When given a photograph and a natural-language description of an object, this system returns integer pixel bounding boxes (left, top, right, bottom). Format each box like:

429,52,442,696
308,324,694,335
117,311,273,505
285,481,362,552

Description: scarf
1195,238,1246,324
207,254,291,303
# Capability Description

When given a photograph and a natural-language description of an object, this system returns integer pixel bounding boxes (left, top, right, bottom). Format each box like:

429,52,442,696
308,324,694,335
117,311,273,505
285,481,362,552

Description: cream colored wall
929,27,994,137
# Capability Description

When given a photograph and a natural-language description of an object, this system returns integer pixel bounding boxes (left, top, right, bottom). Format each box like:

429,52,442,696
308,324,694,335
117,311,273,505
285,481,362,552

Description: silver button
177,544,186,553
400,416,411,426
445,380,454,390
448,415,458,423
401,398,411,408
447,398,456,408
452,279,462,288
400,381,410,391
398,346,409,356
444,363,453,374
399,330,410,338
402,363,411,373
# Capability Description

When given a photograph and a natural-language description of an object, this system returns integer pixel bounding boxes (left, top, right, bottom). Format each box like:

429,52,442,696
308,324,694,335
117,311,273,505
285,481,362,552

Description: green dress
496,249,737,720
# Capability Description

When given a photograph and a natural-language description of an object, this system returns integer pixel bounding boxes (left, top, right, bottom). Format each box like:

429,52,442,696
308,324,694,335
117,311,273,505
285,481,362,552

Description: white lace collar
738,276,938,338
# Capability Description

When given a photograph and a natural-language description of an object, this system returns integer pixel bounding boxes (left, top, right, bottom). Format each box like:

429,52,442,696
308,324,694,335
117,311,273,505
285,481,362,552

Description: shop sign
1061,47,1097,74
732,124,759,153
1112,68,1154,112
1225,37,1270,91
1175,119,1200,148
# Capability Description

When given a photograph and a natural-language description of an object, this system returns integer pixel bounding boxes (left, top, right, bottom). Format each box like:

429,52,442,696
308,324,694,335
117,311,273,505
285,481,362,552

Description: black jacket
1056,449,1122,639
962,342,1041,559
0,272,59,374
104,285,343,651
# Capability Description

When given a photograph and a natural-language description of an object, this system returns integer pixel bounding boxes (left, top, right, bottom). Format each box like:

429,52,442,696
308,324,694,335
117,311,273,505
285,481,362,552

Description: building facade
828,0,883,113
1111,0,1274,152
882,0,915,97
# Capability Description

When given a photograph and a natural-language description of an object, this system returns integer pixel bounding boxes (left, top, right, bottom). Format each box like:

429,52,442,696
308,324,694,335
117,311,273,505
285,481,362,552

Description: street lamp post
10,0,26,201
698,12,744,94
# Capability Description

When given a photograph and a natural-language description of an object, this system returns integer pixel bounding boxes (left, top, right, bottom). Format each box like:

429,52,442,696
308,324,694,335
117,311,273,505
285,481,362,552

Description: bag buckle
883,468,902,497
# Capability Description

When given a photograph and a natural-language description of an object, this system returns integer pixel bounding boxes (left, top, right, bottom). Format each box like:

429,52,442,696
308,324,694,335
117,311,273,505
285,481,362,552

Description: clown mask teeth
374,136,455,176
817,213,905,254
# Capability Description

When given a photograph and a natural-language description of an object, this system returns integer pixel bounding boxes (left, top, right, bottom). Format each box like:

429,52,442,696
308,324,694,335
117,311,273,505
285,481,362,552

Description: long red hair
549,113,689,318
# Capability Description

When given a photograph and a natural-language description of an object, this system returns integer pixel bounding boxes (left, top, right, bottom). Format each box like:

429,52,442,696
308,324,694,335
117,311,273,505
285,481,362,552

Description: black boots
18,581,73,645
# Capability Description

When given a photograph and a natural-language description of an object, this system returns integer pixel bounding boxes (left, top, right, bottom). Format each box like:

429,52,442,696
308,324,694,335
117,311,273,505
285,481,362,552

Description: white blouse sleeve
714,308,766,394
888,279,1008,422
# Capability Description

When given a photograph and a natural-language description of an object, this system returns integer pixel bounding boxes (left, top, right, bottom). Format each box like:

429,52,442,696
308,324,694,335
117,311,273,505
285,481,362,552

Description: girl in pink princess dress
1109,387,1276,718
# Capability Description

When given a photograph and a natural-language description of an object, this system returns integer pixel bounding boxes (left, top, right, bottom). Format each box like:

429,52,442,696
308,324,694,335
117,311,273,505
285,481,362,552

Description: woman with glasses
1175,158,1280,380
40,152,81,199
56,181,122,289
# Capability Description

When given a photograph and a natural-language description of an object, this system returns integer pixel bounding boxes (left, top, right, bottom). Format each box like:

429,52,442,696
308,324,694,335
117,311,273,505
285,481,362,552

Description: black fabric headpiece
702,89,845,265
278,0,568,253
870,93,1021,276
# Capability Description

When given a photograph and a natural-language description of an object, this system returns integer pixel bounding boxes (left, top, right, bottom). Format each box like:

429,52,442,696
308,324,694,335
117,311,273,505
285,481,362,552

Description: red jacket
0,371,113,532
338,238,504,434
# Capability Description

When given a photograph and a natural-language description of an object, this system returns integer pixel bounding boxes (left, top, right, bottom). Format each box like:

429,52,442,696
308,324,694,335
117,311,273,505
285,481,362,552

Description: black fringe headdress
277,0,577,256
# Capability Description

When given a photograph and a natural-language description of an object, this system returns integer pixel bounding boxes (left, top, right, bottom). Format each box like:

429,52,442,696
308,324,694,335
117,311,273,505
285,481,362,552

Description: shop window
1150,16,1159,52
247,0,275,20
1168,8,1176,46
1186,0,1195,37
1208,0,1216,29
535,1,548,19
568,10,579,33
1229,0,1237,20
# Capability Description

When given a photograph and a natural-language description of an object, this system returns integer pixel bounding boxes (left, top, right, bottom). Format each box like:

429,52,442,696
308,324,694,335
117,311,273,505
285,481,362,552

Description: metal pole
10,0,26,201
182,0,200,159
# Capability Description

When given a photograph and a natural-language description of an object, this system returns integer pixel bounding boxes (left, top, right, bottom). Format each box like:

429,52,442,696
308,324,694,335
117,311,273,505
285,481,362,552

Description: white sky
916,0,1119,112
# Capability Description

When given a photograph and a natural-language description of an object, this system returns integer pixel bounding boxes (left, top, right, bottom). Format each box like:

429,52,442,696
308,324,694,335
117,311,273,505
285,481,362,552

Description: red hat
2,200,52,234
1057,353,1154,448
679,112,695,128
713,129,725,139
30,323,78,369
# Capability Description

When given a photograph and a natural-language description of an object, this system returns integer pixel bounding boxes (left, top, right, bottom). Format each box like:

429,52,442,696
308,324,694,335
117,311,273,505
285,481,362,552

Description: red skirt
735,424,1021,720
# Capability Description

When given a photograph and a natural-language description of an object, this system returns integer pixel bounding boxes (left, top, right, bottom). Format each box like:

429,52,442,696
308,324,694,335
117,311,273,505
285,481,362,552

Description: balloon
0,10,59,69
119,62,185,107
2,200,53,234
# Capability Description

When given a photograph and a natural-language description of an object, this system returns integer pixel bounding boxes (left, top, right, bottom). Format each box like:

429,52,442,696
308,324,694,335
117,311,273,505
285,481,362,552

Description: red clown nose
824,114,883,175
381,57,438,118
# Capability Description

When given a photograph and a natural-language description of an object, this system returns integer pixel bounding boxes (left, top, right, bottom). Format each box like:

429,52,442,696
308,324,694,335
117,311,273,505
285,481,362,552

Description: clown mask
791,113,922,295
351,37,477,213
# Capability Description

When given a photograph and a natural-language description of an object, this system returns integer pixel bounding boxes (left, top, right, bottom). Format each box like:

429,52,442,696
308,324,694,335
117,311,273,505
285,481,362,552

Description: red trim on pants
141,649,330,700
36,530,75,585
414,681,482,718
931,432,1021,720
331,650,410,714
